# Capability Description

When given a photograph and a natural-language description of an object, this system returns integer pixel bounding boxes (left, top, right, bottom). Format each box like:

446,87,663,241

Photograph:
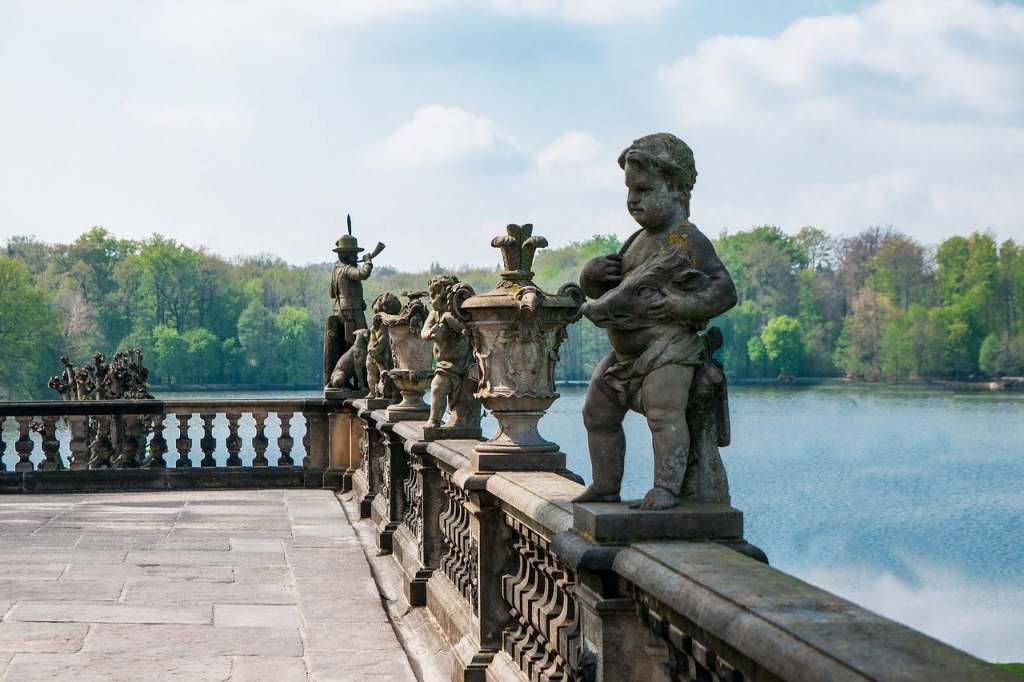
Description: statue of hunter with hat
323,215,385,389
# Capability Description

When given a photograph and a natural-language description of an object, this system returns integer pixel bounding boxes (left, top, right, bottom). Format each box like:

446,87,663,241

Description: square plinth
573,501,743,544
324,388,366,401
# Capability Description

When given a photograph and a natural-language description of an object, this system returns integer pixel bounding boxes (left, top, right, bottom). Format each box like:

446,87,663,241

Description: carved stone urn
454,224,584,471
382,293,434,422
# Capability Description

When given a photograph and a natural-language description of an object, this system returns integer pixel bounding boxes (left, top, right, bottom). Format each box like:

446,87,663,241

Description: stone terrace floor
0,489,418,681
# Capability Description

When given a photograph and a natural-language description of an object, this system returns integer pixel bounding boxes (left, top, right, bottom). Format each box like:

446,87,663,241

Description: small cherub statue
420,274,481,434
366,293,402,400
573,133,737,510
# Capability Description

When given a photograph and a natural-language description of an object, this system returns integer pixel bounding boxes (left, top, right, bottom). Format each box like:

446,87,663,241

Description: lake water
5,383,1022,661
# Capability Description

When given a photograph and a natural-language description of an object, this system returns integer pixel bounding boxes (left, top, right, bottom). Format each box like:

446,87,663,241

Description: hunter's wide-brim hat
333,235,364,253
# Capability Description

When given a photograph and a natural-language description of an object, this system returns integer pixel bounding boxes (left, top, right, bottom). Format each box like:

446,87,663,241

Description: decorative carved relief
439,472,478,614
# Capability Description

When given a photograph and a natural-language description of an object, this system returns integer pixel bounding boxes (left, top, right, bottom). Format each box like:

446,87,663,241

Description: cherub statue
573,133,737,510
366,292,402,400
420,274,481,433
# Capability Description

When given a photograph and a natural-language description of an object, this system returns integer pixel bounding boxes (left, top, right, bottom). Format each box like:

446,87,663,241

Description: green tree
761,315,804,375
275,306,320,385
182,328,221,384
0,258,61,398
237,301,283,384
151,325,189,385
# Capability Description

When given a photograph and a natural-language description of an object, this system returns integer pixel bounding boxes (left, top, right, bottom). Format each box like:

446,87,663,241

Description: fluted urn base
470,410,566,472
385,370,432,422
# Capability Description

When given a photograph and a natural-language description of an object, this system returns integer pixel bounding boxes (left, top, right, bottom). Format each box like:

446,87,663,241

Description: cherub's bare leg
574,353,627,503
633,363,694,510
426,374,453,428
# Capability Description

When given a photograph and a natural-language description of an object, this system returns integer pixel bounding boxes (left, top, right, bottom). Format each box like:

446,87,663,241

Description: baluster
276,412,294,467
175,414,193,468
251,411,269,467
66,415,89,469
200,413,217,467
302,415,310,468
14,416,35,472
143,415,167,468
0,416,6,472
116,416,142,468
88,416,115,468
37,415,63,471
225,412,242,466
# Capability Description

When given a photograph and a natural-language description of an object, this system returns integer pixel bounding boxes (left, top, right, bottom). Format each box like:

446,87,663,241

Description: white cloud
803,562,1024,662
535,131,619,187
125,99,252,138
491,0,676,24
656,0,1024,242
369,105,522,170
140,0,677,55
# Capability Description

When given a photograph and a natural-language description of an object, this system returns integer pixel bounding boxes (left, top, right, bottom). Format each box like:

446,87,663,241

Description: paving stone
304,623,402,652
284,536,359,549
0,652,11,677
213,604,301,629
0,599,13,619
294,577,379,599
123,581,294,605
299,598,390,625
0,623,89,653
0,580,124,602
3,653,232,681
62,563,234,583
228,538,283,553
85,623,303,657
232,566,293,584
74,533,167,549
0,564,67,581
125,550,286,567
0,549,127,564
7,600,210,624
307,651,416,681
230,655,307,681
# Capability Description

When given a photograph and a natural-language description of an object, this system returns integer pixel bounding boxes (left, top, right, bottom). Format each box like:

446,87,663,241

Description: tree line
2,225,1022,399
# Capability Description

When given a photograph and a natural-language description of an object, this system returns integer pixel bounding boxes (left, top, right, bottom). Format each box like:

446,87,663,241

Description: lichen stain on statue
47,349,156,469
421,274,482,439
573,133,738,510
323,214,386,395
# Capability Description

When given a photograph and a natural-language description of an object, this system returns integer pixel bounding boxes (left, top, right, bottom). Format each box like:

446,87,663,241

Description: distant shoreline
151,377,1024,393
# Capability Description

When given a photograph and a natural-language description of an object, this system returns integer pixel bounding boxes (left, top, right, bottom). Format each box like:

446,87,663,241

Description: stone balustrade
0,399,333,491
342,399,1015,682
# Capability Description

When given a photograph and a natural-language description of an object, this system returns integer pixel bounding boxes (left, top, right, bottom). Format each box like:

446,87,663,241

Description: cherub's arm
650,229,737,322
420,311,440,341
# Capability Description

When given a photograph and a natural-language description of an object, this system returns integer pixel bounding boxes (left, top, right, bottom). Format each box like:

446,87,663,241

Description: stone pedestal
420,425,482,442
323,387,365,401
572,501,743,544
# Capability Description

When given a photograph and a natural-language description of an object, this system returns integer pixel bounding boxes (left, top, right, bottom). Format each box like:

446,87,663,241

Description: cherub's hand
648,291,689,321
582,254,622,286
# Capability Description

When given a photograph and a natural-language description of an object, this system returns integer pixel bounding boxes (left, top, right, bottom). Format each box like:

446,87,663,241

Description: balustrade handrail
0,398,333,417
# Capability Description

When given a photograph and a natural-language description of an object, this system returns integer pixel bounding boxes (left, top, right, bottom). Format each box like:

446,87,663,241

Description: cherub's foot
572,484,621,504
630,487,679,510
424,419,440,428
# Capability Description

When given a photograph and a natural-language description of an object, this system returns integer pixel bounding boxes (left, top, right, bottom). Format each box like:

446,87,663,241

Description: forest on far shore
3,223,1023,399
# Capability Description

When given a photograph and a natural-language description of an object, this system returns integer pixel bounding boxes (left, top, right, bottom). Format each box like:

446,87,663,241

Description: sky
2,0,1023,271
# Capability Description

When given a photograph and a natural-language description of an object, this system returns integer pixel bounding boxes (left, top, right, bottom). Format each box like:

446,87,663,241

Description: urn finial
491,224,549,287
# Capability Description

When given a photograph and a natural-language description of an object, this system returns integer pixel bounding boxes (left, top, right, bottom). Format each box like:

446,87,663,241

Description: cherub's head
427,274,460,313
618,133,697,230
372,292,402,315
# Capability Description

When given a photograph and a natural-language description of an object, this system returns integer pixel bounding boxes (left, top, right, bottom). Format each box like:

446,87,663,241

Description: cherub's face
430,291,447,313
625,163,684,230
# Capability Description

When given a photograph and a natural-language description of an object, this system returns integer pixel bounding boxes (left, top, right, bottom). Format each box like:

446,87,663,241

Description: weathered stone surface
305,622,403,652
228,537,283,553
0,623,89,653
125,549,286,567
62,562,234,583
84,623,302,657
299,597,390,625
0,580,124,602
123,581,295,605
0,490,421,679
230,656,308,681
7,600,211,624
0,652,11,678
3,653,232,681
213,604,301,629
307,651,417,681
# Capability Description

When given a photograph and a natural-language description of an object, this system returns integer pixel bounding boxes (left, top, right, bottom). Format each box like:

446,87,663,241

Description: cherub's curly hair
618,133,697,198
427,273,460,298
